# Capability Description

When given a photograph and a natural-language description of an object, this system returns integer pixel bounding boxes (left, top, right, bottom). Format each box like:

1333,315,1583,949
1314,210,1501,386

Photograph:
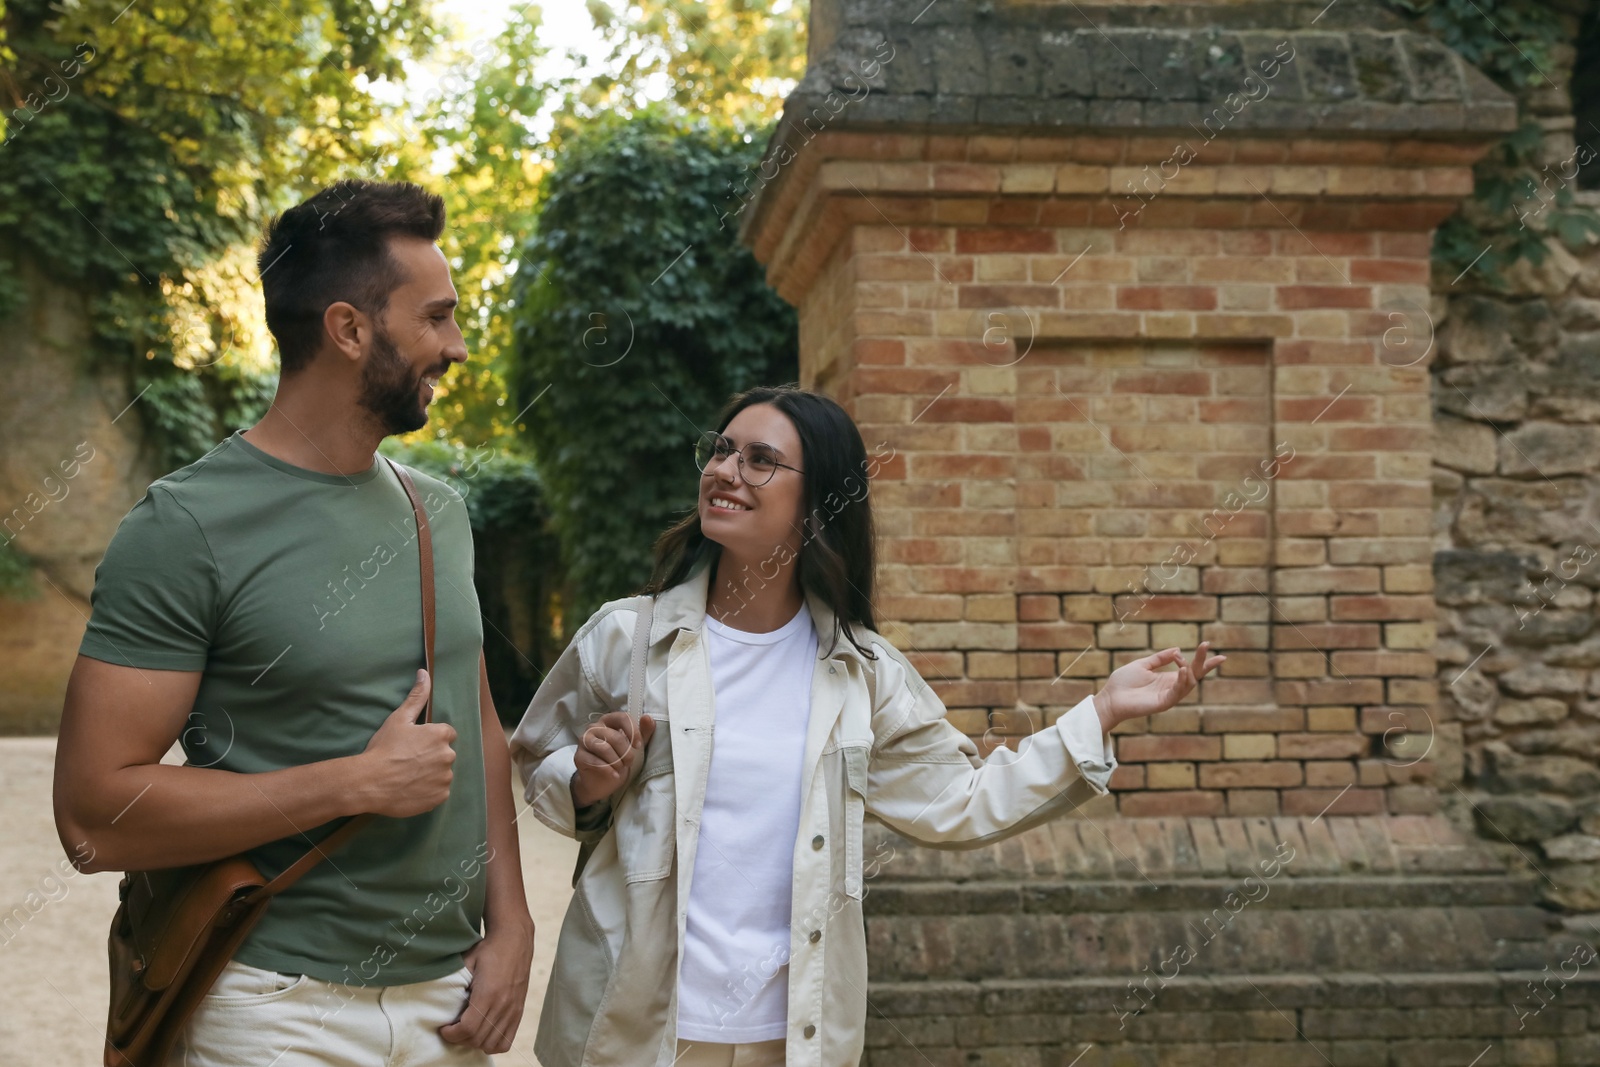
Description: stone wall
0,254,155,733
1433,14,1600,912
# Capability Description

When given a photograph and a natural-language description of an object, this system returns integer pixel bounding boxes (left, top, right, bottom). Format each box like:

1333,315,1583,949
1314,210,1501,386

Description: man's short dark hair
257,180,446,374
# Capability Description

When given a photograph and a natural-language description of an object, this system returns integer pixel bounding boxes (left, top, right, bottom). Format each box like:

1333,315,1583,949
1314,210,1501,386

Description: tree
416,0,810,449
507,111,798,624
575,0,807,128
404,14,555,447
0,0,442,470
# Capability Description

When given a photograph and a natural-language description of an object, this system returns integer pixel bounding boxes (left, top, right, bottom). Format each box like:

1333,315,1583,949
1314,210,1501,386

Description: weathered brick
1329,595,1435,621
1278,732,1369,759
1281,786,1387,816
1118,734,1224,762
1306,760,1358,786
1223,733,1277,760
1116,285,1219,311
747,116,1498,873
1120,789,1226,817
1146,761,1198,789
1199,760,1303,788
955,229,1054,254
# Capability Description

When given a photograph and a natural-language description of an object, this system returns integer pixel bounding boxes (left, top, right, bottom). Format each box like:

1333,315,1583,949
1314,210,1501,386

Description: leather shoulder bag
103,457,437,1067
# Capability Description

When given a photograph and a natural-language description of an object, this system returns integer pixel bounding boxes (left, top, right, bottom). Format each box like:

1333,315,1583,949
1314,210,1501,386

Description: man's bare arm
439,652,534,1053
476,652,531,937
53,655,456,874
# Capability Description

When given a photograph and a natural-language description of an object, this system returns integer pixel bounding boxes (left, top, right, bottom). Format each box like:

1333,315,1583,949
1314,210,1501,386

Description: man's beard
358,325,435,435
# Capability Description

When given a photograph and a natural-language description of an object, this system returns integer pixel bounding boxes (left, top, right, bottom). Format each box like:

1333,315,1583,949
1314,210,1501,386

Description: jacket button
828,666,836,674
803,1024,816,1039
809,929,821,943
812,835,824,850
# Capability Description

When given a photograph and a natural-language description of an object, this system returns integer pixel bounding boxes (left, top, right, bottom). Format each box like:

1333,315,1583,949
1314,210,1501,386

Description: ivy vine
1385,0,1600,286
506,110,799,625
0,0,433,474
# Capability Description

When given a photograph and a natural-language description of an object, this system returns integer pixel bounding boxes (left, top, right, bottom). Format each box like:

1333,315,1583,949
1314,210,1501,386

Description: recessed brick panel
761,138,1442,819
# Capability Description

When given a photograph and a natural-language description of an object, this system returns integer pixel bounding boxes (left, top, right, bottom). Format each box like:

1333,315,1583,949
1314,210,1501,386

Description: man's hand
570,710,655,809
438,920,535,1054
55,656,427,873
356,670,457,817
1095,641,1227,733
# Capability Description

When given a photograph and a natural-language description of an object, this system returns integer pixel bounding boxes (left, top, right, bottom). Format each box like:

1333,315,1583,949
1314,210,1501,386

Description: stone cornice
740,0,1520,282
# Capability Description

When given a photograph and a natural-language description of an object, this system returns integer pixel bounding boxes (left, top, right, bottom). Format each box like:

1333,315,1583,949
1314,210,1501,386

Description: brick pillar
740,2,1515,819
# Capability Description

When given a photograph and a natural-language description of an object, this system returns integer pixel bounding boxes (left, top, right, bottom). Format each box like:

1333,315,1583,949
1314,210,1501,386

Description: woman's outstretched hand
1093,641,1226,733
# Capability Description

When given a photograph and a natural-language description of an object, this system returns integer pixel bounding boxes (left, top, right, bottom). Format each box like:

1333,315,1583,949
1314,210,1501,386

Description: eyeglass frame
694,429,804,487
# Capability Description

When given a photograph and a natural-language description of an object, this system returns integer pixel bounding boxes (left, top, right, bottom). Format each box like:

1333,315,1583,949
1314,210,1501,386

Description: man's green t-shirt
78,429,488,986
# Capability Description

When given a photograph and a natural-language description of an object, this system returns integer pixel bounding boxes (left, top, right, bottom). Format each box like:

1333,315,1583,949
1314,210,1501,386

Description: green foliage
137,359,277,467
1388,0,1561,88
401,16,554,448
378,437,551,536
1384,0,1600,285
380,437,565,719
0,0,439,473
579,0,807,128
0,541,36,600
507,111,798,627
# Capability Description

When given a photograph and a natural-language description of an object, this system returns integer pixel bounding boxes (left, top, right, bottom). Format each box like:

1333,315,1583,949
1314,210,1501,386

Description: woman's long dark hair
640,384,880,660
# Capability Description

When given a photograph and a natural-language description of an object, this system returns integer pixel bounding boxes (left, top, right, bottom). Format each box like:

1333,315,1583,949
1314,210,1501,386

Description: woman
509,384,1223,1067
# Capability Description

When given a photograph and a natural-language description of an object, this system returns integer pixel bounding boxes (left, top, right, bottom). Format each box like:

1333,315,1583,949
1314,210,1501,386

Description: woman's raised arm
860,643,1116,850
861,640,1223,850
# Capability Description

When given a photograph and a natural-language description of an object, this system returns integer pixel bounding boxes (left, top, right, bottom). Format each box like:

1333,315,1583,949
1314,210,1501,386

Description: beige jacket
508,558,1117,1067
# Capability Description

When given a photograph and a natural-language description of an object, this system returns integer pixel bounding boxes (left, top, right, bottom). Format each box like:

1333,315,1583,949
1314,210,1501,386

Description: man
52,179,534,1065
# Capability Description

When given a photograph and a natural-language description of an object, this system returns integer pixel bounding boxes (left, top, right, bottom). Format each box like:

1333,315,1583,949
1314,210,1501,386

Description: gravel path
0,736,580,1066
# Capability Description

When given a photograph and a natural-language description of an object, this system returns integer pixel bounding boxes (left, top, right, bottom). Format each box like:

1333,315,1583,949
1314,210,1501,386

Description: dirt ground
0,736,580,1067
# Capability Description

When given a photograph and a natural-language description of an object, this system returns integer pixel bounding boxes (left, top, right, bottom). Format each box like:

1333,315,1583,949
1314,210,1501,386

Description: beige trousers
673,1036,787,1066
167,959,492,1067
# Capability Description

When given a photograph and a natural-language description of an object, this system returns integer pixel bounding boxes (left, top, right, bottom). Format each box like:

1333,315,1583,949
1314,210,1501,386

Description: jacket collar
649,550,869,668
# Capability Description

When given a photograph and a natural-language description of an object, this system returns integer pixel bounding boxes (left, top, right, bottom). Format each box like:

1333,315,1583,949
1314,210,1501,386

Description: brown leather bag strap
388,458,438,726
252,458,437,900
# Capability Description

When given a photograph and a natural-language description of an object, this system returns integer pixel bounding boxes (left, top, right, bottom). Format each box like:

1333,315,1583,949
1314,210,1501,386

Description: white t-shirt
675,599,818,1043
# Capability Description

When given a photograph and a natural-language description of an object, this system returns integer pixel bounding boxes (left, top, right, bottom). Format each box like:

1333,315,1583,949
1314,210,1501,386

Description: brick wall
749,131,1481,819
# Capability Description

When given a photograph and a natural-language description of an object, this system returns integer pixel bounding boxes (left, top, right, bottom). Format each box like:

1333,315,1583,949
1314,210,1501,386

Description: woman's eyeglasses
694,430,803,487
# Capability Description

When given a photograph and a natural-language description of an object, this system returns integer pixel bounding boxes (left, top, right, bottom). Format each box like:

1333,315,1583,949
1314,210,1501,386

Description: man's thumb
396,669,431,711
639,713,656,745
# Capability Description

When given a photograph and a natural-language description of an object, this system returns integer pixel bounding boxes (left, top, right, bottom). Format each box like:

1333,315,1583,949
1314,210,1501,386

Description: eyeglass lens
696,432,780,484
